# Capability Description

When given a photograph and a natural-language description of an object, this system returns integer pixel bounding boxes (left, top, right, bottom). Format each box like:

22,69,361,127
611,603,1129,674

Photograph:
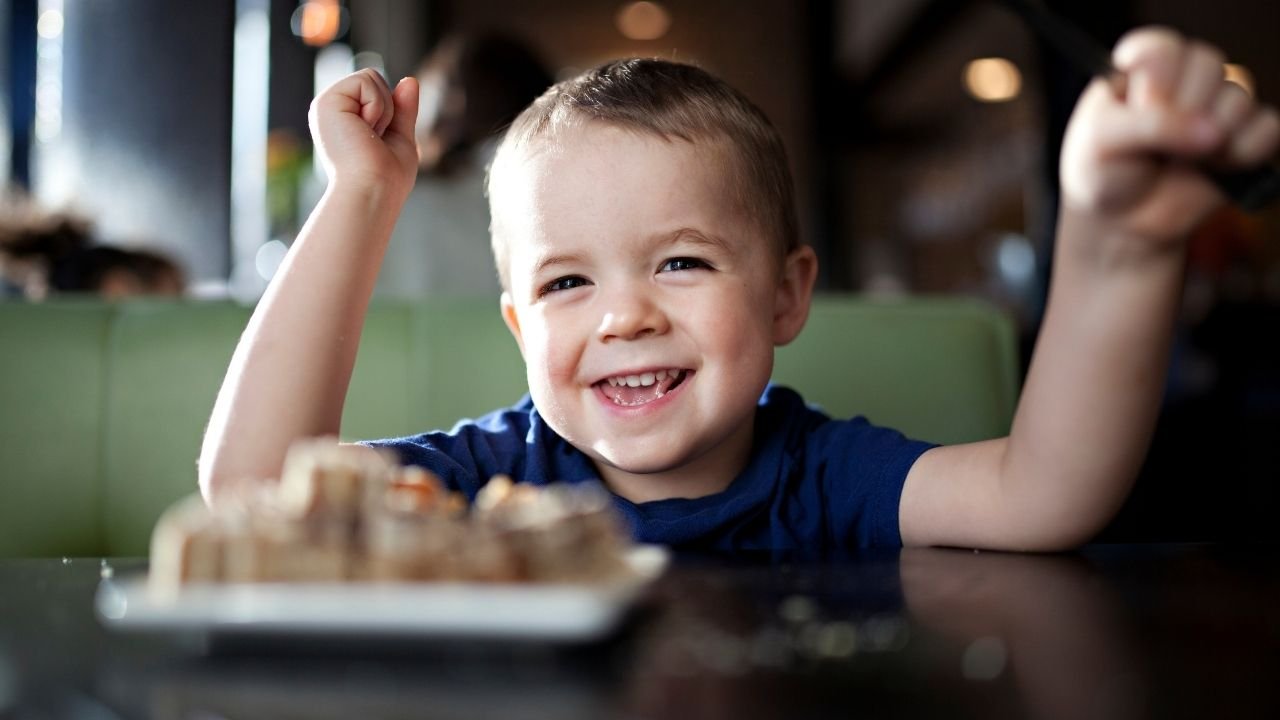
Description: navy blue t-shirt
362,385,934,552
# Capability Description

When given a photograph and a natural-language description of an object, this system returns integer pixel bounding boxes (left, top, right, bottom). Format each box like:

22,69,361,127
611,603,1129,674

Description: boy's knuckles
1186,41,1226,71
1174,43,1226,110
1212,84,1253,132
1065,80,1113,132
1229,109,1280,164
361,98,385,127
1114,26,1184,67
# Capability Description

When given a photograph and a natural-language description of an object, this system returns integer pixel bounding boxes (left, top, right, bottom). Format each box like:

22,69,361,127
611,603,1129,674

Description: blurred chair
0,295,1017,557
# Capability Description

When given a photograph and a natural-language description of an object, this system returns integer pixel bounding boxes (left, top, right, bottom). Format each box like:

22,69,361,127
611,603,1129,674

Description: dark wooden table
1,544,1277,718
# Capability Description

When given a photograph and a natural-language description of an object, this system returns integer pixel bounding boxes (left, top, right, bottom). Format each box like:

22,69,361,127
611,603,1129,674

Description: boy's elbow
1003,530,1093,554
907,517,1102,553
999,510,1114,553
990,470,1131,552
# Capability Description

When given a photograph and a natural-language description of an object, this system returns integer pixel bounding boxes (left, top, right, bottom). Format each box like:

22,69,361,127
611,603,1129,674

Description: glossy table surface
1,544,1277,719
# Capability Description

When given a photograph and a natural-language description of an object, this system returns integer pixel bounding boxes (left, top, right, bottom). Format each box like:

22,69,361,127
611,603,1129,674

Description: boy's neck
593,417,756,504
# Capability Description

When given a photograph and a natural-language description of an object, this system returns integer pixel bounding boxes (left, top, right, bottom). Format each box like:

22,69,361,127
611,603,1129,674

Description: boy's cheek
521,332,579,387
698,289,776,339
513,306,567,356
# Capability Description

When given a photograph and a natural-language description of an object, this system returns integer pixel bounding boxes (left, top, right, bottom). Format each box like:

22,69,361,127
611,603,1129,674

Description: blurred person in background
376,31,553,298
0,207,185,300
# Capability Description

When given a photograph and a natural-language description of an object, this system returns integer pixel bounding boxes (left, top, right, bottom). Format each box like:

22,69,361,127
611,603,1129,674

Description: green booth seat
0,300,113,557
0,295,1017,557
773,297,1019,446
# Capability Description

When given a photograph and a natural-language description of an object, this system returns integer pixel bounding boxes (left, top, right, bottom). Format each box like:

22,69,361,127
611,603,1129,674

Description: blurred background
2,0,1278,541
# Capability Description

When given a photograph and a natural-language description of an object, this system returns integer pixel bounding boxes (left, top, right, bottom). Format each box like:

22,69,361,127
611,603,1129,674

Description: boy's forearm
198,183,403,503
999,208,1186,545
904,27,1276,550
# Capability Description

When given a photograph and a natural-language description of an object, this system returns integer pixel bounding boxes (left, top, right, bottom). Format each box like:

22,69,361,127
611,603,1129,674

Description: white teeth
604,369,682,388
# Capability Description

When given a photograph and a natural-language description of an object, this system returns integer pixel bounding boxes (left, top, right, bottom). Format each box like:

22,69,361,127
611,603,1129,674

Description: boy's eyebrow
531,229,732,276
658,227,733,254
532,251,588,277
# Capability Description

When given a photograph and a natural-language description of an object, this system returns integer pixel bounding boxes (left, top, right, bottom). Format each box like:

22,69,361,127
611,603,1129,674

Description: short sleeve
809,417,935,548
358,404,535,501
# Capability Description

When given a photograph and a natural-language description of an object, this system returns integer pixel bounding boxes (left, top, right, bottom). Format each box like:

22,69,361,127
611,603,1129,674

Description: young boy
199,28,1278,552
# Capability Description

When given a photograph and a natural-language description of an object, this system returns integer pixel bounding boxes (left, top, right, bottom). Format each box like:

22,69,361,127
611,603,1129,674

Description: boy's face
492,123,812,491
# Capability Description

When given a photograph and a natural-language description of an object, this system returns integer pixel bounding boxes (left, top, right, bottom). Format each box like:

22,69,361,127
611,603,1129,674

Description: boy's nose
596,290,670,342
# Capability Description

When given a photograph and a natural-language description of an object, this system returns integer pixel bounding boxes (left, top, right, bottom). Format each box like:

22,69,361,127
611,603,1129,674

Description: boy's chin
588,436,716,476
593,449,687,476
588,444,738,503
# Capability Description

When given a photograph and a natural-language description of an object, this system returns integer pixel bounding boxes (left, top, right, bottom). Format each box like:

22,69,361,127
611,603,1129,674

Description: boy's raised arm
198,70,420,505
899,28,1280,550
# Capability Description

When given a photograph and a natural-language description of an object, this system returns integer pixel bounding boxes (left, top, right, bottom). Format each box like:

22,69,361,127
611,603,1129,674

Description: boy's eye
659,257,710,273
540,275,590,295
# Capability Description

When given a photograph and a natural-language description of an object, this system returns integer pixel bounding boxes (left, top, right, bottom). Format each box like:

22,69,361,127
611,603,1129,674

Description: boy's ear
773,245,818,346
500,291,527,358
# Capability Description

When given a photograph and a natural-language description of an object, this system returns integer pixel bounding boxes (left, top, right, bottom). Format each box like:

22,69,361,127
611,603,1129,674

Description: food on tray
149,440,632,597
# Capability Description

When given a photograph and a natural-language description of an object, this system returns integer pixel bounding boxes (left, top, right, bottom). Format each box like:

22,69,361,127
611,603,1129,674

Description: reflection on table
0,544,1277,719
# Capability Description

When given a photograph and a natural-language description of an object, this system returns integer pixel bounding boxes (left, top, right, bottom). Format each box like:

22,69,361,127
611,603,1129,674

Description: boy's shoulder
754,384,934,469
629,385,936,550
371,395,537,448
359,395,596,495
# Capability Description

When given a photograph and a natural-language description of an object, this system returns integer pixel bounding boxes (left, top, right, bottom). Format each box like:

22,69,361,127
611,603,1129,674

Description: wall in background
0,0,11,182
28,0,235,283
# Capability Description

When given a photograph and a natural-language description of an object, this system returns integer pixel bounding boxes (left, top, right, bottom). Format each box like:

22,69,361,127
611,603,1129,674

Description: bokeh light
964,57,1021,103
616,2,672,41
255,239,289,281
34,0,64,143
36,9,63,39
1224,63,1255,97
292,0,345,47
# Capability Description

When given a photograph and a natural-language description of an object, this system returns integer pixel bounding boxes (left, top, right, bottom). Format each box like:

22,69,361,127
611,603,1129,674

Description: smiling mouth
596,369,691,406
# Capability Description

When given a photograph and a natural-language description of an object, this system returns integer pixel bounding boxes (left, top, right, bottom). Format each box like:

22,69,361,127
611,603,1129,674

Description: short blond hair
486,58,799,290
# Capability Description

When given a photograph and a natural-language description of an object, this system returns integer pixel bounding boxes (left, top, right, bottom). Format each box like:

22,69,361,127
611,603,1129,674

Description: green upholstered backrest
100,302,248,555
0,301,111,557
0,295,1016,557
408,298,528,431
774,297,1018,445
92,300,521,555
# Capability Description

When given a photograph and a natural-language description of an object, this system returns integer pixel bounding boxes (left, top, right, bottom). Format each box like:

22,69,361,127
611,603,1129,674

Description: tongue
600,372,683,406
